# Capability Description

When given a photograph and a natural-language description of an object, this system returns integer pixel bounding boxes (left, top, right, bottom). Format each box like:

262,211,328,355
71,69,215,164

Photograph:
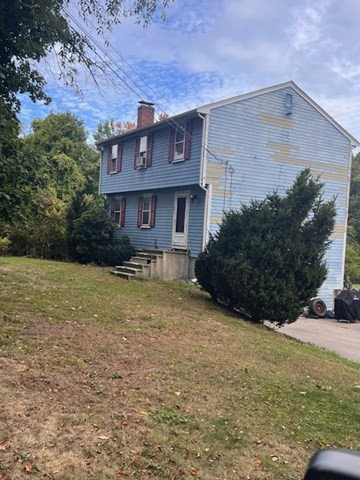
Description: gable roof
97,81,359,148
196,80,359,147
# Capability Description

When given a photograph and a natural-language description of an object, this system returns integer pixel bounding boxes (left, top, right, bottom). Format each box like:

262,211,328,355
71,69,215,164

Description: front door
172,192,190,249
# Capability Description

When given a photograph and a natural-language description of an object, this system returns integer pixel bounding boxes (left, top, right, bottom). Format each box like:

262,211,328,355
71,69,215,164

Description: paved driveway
272,317,360,362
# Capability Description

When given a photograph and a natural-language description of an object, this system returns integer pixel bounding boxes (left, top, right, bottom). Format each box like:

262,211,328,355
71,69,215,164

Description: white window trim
112,196,123,227
141,195,151,228
174,128,185,162
110,144,118,174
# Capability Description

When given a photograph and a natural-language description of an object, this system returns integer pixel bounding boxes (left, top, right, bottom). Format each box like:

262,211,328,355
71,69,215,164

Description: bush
195,169,336,325
7,194,67,260
69,199,135,265
0,237,11,256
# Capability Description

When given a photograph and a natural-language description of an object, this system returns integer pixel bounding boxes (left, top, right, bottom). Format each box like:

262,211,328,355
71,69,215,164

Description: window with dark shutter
184,121,192,160
146,134,153,167
169,121,192,163
138,194,156,228
116,143,122,173
150,194,157,228
120,197,126,226
108,144,121,174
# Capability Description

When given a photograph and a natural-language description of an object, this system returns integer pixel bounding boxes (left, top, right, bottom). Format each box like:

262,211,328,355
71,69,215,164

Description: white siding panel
206,86,352,308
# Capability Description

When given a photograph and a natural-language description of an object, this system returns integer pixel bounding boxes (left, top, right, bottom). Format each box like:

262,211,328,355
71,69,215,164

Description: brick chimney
137,101,155,128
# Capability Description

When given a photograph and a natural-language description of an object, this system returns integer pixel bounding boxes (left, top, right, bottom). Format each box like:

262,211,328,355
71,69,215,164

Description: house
97,81,359,309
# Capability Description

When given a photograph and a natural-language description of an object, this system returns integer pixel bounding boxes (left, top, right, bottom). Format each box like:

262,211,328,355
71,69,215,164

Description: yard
0,257,359,480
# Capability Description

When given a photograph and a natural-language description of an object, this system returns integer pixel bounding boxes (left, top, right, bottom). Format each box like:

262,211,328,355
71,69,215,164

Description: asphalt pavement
272,316,360,362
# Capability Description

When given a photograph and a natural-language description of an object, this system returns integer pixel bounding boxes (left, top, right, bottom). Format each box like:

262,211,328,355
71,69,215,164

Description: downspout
98,145,104,196
197,112,211,250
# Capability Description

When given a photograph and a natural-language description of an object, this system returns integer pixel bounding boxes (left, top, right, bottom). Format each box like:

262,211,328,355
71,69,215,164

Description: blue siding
206,86,352,308
100,117,203,194
112,186,206,257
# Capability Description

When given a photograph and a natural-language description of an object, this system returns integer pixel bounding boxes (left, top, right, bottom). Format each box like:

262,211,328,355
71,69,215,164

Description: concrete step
142,249,164,257
115,266,141,275
122,261,143,271
130,256,152,265
110,270,136,279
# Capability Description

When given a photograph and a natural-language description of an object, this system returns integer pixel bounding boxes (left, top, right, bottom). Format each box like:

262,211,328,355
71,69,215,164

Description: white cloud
18,0,360,145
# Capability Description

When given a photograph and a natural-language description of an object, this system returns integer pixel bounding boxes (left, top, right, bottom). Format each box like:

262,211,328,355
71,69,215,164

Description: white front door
172,192,190,249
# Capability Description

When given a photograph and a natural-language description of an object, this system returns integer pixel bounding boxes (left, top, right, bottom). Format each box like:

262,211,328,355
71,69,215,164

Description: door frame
172,191,190,249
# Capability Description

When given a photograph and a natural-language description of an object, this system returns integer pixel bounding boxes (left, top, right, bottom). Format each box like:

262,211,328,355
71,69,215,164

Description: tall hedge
195,169,336,325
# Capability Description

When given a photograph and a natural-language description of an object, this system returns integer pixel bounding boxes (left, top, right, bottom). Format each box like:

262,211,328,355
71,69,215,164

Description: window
111,197,126,227
137,194,157,228
169,121,192,163
134,134,153,169
174,128,185,160
107,143,122,174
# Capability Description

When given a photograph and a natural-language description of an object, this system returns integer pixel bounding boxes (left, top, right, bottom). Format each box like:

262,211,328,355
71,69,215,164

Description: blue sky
19,0,360,146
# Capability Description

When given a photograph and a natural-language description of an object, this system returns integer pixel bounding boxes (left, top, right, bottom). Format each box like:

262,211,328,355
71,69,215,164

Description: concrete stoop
110,248,195,281
110,250,163,279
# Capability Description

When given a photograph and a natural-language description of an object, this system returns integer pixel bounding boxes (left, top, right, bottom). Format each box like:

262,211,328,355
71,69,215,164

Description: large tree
195,169,336,325
0,0,173,113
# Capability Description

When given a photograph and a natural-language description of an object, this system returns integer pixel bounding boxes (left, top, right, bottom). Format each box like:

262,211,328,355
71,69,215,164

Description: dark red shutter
107,146,112,174
146,134,153,167
110,198,115,218
168,128,175,163
116,143,122,172
150,194,157,228
134,137,140,169
137,196,143,227
120,197,126,227
184,121,192,160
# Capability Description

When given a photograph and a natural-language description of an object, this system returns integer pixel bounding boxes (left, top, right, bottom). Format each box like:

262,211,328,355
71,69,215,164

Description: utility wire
63,6,235,174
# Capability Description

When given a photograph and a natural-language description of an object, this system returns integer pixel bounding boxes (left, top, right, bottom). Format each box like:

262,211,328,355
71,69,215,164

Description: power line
63,5,236,178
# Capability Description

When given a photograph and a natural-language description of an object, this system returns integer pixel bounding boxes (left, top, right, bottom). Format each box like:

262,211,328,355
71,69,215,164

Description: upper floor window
169,120,192,163
134,134,153,169
111,196,126,227
107,143,122,174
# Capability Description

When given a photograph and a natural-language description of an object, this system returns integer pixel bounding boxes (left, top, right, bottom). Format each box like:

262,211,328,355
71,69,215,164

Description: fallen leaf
25,464,32,473
271,456,279,462
191,468,198,475
0,472,7,479
252,459,262,467
116,471,128,477
0,444,6,451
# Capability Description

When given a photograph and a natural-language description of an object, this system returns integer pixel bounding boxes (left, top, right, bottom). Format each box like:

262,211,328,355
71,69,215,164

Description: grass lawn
0,257,359,480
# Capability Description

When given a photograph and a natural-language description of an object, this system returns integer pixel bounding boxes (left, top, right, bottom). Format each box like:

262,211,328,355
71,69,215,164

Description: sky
19,0,360,146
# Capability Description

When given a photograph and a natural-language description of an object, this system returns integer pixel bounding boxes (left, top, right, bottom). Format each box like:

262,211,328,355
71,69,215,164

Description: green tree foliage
345,152,360,284
8,192,67,259
93,119,136,143
195,169,336,325
25,111,99,198
0,0,173,113
0,108,43,224
68,196,135,265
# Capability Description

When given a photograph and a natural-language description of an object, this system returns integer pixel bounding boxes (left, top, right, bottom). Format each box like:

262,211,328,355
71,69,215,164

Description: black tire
309,297,327,317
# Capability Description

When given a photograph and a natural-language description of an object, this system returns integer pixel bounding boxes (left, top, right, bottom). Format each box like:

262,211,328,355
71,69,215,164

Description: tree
24,111,99,199
195,169,336,325
0,0,173,113
93,118,136,143
0,108,43,224
345,152,360,284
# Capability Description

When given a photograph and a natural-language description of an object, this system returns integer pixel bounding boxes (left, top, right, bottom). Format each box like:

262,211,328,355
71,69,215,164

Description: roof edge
197,80,359,147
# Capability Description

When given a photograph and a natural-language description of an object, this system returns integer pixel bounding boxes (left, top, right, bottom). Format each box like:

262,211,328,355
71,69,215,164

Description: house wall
100,117,203,194
112,186,206,257
205,86,353,309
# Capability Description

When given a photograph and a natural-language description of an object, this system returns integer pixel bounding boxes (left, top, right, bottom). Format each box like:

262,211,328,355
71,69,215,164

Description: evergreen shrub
195,169,336,325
